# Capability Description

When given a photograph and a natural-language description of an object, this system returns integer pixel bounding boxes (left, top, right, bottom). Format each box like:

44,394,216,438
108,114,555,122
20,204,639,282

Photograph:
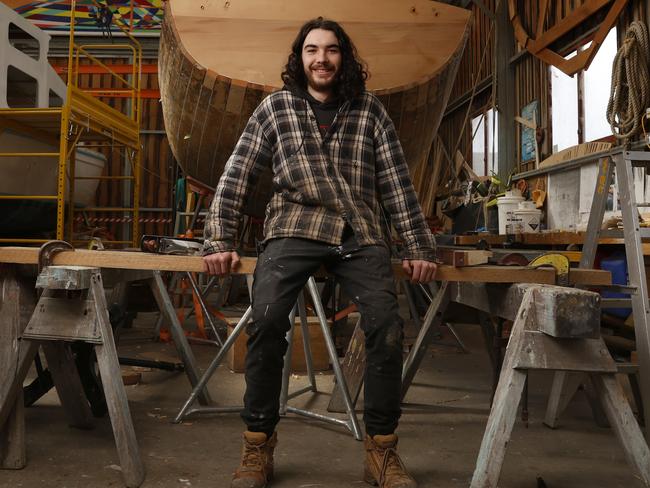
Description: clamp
38,240,74,274
529,253,570,287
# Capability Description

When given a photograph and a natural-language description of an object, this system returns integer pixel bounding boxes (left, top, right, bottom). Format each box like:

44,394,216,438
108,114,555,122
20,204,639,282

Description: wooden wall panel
448,0,497,101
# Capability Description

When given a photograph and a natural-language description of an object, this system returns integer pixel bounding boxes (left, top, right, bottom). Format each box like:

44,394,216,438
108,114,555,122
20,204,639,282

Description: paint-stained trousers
241,229,404,437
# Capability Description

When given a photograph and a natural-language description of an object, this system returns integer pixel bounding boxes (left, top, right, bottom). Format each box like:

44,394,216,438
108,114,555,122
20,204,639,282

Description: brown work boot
231,431,277,488
364,434,417,488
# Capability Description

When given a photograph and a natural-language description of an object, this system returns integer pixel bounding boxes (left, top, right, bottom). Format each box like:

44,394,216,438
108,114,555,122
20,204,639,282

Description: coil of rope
606,21,650,143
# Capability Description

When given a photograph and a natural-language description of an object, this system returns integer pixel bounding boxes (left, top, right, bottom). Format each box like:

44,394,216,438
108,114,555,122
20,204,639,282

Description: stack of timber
159,0,471,216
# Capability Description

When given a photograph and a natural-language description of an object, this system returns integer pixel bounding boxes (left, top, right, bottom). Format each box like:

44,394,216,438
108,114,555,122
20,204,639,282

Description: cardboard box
227,315,330,373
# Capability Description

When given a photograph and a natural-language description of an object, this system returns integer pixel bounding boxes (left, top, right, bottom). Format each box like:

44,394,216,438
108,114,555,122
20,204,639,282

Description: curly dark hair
281,17,369,101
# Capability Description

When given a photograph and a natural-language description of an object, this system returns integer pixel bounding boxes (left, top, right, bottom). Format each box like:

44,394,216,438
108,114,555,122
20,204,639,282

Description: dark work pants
241,230,404,437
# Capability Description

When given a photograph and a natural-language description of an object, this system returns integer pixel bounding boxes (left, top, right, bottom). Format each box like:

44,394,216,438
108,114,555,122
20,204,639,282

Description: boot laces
241,443,265,472
379,446,409,485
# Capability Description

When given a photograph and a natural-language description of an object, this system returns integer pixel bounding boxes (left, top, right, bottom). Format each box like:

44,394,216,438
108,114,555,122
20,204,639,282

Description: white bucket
497,190,525,234
514,201,542,233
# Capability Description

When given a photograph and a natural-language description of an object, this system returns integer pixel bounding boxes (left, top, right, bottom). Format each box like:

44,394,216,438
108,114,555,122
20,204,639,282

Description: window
584,28,617,141
8,23,39,60
471,108,498,177
551,65,579,152
471,113,485,175
6,65,38,108
551,27,617,153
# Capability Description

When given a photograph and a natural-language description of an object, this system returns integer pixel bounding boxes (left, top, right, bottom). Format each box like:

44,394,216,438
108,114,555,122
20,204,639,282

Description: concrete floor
1,317,643,488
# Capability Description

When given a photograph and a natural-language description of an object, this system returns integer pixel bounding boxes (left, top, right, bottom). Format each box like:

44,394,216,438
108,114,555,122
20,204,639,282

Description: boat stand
173,276,363,440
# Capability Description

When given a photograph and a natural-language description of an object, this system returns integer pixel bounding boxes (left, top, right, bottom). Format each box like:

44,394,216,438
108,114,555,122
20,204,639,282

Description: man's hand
402,259,437,283
203,251,241,276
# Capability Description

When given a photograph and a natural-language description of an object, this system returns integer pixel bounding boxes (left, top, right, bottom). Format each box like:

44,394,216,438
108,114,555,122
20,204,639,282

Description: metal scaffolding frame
0,0,142,247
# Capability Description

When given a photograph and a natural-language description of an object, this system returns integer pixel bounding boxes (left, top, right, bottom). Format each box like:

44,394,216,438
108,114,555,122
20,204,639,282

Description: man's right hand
203,251,241,276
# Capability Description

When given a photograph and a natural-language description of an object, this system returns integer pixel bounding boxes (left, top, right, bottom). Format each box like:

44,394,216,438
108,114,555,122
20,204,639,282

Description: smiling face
301,28,342,102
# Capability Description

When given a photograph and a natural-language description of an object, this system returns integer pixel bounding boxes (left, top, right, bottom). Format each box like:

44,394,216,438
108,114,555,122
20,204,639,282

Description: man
203,17,437,488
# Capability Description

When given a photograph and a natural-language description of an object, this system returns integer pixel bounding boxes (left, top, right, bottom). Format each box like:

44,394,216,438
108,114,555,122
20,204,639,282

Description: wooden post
496,0,516,177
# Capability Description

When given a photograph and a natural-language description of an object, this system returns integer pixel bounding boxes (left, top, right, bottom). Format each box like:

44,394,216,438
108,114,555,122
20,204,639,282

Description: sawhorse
173,276,363,440
470,285,650,487
0,265,145,487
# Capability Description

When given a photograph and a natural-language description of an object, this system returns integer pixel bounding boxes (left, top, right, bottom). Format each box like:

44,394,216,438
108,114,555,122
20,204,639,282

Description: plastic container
600,253,631,319
514,201,542,233
497,190,525,234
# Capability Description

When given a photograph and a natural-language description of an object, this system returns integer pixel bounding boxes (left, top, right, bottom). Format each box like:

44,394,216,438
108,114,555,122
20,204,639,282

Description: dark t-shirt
286,85,342,136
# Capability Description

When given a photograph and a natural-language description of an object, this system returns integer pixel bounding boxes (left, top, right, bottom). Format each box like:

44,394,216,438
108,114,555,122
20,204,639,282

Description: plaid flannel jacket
203,89,436,261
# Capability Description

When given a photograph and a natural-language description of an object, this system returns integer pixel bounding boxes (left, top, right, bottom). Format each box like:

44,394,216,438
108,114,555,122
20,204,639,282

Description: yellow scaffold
0,0,142,247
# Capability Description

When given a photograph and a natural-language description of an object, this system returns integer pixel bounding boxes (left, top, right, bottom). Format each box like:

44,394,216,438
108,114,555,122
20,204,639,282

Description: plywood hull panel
160,0,470,216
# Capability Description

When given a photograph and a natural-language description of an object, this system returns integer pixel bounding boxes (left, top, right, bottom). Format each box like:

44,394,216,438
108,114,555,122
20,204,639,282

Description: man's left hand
402,259,437,283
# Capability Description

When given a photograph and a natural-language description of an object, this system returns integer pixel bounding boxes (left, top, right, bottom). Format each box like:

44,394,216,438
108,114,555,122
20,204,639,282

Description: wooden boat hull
159,0,471,217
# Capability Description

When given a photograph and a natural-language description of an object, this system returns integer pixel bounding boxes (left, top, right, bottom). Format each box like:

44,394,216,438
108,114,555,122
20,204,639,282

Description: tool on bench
141,235,203,255
141,234,226,346
529,253,570,287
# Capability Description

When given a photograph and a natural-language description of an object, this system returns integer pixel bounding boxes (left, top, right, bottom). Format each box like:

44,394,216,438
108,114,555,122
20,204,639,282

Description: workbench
454,230,650,254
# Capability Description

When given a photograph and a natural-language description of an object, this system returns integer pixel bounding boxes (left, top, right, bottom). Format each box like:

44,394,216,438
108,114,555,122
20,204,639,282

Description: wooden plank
531,285,601,337
23,296,101,343
91,274,145,488
0,248,611,285
513,334,617,372
437,248,492,267
527,0,611,53
535,0,550,38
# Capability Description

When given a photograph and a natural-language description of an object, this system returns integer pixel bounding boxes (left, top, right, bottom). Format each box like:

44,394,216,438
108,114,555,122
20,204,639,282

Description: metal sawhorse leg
173,276,363,440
